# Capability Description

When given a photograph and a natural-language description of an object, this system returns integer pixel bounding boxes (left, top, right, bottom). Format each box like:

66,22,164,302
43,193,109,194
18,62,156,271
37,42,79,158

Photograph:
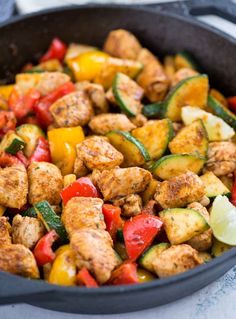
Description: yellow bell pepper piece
0,84,14,100
48,245,77,286
48,126,84,176
137,268,155,283
0,205,6,217
63,174,77,188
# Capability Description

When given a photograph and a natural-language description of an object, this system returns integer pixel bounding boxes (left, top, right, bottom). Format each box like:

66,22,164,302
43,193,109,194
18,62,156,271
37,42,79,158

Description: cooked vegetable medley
0,30,236,287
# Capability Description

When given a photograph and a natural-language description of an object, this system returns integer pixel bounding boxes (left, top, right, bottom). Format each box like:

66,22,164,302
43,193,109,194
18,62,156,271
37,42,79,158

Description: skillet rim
0,3,235,296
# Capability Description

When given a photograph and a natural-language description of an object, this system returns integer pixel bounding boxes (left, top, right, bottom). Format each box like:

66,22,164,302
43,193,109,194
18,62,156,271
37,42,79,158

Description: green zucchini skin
5,138,25,155
142,102,163,119
208,95,236,130
139,243,170,273
116,229,124,243
22,207,37,218
34,201,68,243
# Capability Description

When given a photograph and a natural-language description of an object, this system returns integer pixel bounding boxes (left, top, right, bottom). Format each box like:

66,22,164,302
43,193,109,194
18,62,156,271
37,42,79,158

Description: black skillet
0,0,236,314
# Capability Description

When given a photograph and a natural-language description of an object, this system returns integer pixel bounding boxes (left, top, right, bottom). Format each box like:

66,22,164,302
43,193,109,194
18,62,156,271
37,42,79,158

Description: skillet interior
0,5,236,314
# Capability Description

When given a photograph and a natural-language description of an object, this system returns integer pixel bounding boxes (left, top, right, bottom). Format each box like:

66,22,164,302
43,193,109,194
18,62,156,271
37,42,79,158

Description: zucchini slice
142,102,163,119
208,95,236,130
181,106,235,141
174,51,199,71
200,171,231,198
0,131,25,155
139,243,170,273
132,119,174,160
152,154,205,180
163,74,209,121
112,72,143,116
159,208,209,245
34,201,68,243
22,207,37,218
169,119,208,157
211,238,232,257
107,130,150,166
16,124,45,157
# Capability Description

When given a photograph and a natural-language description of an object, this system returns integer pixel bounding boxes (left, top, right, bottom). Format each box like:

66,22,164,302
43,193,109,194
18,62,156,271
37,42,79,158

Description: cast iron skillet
0,0,236,314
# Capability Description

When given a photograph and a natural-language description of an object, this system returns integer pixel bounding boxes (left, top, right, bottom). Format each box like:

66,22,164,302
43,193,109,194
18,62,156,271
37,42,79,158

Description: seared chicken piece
171,68,198,87
186,202,212,252
103,29,142,60
204,142,236,176
152,244,202,278
89,113,136,135
105,88,117,105
172,122,184,135
73,157,89,178
12,214,46,249
62,197,105,236
113,194,142,217
76,136,124,170
75,81,109,114
70,228,120,284
130,114,148,128
93,167,152,200
28,162,63,205
0,164,28,209
154,171,205,209
137,48,169,102
0,217,11,247
50,91,93,127
0,244,39,278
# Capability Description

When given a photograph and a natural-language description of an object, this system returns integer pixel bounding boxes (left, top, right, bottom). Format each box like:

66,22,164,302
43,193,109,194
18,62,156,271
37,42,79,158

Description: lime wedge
210,195,236,245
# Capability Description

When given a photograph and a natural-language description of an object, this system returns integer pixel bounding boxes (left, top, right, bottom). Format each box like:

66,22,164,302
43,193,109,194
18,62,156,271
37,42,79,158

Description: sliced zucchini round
16,124,45,157
139,243,170,273
163,74,209,121
159,208,209,245
169,119,208,157
208,95,236,130
142,102,163,119
200,171,231,198
0,131,25,155
132,119,174,160
152,154,205,180
174,51,199,71
112,72,143,116
107,130,150,167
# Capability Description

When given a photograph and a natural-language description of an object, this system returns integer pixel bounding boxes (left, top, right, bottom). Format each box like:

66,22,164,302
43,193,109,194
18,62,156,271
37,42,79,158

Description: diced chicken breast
36,72,70,95
62,197,105,236
171,68,198,87
70,228,120,284
12,214,46,249
28,162,63,205
113,194,142,217
103,29,142,60
93,167,152,200
130,114,148,127
0,244,39,278
73,157,89,178
154,171,205,209
50,91,93,127
76,136,123,171
89,113,136,135
152,244,202,278
0,217,11,247
0,164,28,209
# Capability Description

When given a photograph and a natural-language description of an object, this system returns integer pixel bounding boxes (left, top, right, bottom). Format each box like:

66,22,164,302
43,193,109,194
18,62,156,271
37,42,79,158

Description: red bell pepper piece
123,214,163,261
108,262,138,285
29,137,51,163
0,151,20,167
0,111,16,137
231,172,236,207
77,267,99,288
8,87,40,119
40,38,67,62
61,177,100,205
33,230,59,266
33,81,74,128
102,204,123,240
228,96,236,113
16,151,29,167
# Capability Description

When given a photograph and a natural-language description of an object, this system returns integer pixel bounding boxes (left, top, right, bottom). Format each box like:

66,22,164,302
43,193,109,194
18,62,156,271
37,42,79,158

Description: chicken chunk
62,197,105,236
89,113,136,135
75,81,109,114
93,167,152,200
50,91,93,127
171,68,198,87
130,114,148,127
103,29,142,60
113,194,142,217
70,228,120,284
204,142,236,176
137,48,169,102
154,171,205,209
0,164,28,209
73,157,89,177
76,136,124,170
12,214,46,249
152,244,202,278
0,244,39,278
28,162,63,205
0,217,11,247
186,202,212,251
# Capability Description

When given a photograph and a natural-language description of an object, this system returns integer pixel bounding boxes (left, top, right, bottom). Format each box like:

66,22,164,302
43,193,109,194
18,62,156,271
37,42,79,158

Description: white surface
2,1,236,318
